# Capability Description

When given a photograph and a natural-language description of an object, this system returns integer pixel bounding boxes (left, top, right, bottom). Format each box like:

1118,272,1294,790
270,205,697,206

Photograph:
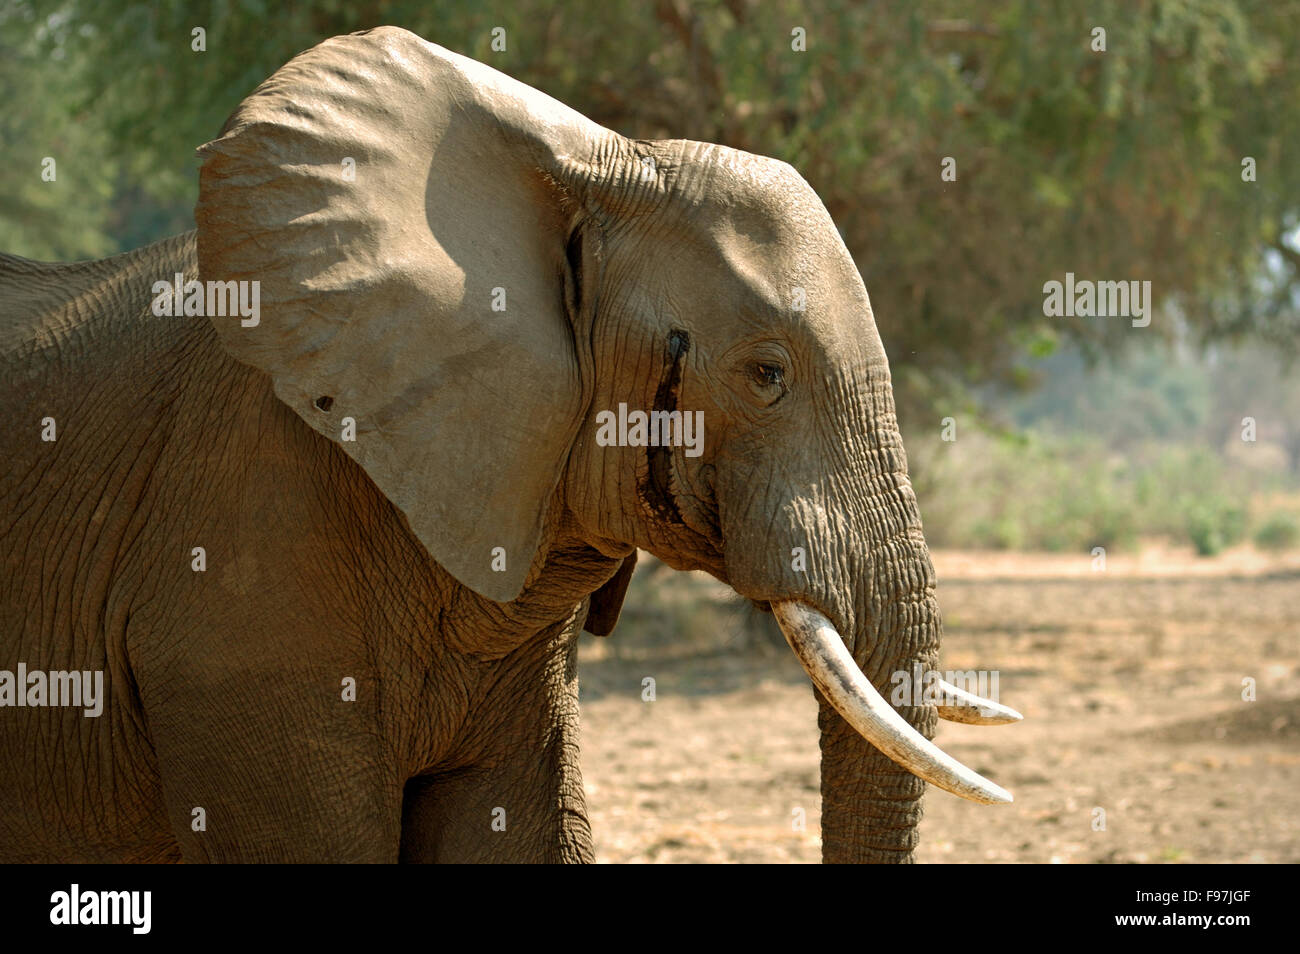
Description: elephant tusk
934,679,1023,725
772,601,1013,805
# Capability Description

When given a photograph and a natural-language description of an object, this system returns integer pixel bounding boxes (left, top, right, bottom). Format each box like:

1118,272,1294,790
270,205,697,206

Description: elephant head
196,26,1016,863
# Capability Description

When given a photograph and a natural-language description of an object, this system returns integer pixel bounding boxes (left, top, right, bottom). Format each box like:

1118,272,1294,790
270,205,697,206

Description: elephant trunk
719,385,1016,860
804,524,948,864
772,601,1010,804
817,693,930,863
774,475,1011,863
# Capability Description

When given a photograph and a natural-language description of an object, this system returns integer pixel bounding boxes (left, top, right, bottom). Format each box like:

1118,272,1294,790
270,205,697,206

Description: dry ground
577,547,1300,863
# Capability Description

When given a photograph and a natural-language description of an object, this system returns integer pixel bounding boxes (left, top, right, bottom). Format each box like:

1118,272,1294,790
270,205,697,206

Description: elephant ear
196,27,624,602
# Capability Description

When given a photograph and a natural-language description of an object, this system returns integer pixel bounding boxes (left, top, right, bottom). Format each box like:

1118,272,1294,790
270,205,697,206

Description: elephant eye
754,362,785,388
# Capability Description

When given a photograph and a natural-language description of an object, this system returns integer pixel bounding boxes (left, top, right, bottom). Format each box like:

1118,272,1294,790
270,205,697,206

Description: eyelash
753,362,789,406
755,362,785,387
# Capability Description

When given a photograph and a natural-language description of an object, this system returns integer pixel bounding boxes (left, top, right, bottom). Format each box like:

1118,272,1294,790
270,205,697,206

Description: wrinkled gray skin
0,28,945,862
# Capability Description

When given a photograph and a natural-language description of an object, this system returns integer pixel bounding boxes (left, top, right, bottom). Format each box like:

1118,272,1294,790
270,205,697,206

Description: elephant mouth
771,600,1019,804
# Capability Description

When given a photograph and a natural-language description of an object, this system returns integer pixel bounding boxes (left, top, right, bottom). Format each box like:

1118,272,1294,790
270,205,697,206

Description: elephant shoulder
0,231,197,365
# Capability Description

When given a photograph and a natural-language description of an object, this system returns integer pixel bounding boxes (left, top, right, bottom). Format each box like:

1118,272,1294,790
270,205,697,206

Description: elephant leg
155,736,403,863
399,625,592,863
143,670,404,862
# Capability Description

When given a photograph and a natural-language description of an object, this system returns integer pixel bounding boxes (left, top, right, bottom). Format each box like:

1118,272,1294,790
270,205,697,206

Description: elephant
0,26,1019,863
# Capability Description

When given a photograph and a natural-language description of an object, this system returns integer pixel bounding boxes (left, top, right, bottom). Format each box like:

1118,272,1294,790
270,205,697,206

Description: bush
911,430,1271,553
1254,512,1300,551
1184,500,1248,556
1186,506,1226,556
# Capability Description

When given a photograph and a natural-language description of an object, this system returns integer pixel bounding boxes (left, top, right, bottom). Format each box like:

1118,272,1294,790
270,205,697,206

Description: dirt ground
577,547,1300,863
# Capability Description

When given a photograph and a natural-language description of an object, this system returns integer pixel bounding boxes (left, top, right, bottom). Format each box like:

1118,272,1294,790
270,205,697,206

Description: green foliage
912,427,1292,554
1009,340,1214,449
0,4,118,260
1184,499,1247,556
1254,511,1300,551
912,335,1300,553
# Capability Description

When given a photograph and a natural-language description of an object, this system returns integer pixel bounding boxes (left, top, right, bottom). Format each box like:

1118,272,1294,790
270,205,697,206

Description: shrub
1254,512,1300,551
1185,500,1247,556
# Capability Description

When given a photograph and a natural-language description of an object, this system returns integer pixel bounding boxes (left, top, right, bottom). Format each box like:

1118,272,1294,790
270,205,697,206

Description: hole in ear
314,395,334,412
